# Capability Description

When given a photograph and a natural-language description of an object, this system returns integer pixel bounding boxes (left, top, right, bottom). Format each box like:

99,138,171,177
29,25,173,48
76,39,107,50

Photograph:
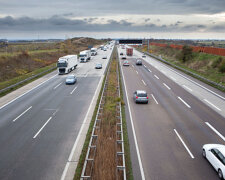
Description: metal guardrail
0,66,56,94
143,51,225,91
80,47,126,180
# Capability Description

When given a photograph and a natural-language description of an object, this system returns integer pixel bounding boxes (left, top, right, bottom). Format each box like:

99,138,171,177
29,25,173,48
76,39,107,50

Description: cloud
1,0,225,18
0,16,224,34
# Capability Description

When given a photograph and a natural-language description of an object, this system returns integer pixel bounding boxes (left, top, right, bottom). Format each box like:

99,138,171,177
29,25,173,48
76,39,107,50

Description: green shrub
219,60,225,73
180,45,193,63
212,57,223,68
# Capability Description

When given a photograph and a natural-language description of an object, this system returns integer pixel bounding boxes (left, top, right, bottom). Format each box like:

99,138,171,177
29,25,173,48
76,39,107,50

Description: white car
203,144,225,179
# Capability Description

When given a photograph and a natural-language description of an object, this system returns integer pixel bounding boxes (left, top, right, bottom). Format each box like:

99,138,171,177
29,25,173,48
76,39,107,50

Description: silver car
65,74,77,85
133,90,149,104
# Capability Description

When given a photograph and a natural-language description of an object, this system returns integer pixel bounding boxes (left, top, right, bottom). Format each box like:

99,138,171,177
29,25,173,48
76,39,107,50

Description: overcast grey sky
0,0,225,39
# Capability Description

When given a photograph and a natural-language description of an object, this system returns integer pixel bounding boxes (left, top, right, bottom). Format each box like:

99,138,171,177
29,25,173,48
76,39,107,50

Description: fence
149,42,225,57
143,51,225,92
80,47,126,180
0,66,56,94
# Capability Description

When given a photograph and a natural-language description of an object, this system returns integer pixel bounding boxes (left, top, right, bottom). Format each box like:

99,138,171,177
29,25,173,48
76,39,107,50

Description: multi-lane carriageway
0,42,225,180
0,46,113,180
119,45,225,180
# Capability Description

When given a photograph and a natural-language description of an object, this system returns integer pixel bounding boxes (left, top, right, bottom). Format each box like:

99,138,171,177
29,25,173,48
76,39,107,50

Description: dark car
136,59,142,65
66,74,77,85
122,56,126,60
133,90,148,104
95,63,102,69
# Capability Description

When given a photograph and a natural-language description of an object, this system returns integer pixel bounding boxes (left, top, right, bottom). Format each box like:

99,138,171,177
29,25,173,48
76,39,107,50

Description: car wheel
202,149,206,158
218,169,223,179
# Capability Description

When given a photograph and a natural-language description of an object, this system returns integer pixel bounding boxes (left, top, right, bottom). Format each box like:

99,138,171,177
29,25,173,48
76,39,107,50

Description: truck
91,48,97,56
79,50,91,63
126,47,133,56
100,45,104,50
57,55,78,75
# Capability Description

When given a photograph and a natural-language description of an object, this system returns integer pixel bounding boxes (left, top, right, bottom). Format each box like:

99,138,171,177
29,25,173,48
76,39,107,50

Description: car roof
67,74,75,77
136,90,147,94
217,146,225,156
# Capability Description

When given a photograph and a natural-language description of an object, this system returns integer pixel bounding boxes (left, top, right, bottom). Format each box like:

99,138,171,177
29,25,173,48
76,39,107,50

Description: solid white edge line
151,94,158,104
33,116,52,139
144,54,225,100
178,96,191,108
53,82,62,89
137,49,225,101
13,106,32,122
204,99,221,111
148,69,152,72
120,58,146,180
142,80,146,86
174,129,195,159
182,85,193,92
136,70,139,74
70,86,78,95
61,75,104,180
205,122,225,141
170,76,177,81
154,75,159,79
163,83,171,90
0,74,57,110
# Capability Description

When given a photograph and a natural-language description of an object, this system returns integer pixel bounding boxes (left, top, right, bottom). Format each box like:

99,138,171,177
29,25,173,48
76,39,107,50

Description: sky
0,0,225,39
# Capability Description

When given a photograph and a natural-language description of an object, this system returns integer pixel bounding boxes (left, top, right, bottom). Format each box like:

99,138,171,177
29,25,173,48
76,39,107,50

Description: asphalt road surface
0,45,113,180
118,45,225,180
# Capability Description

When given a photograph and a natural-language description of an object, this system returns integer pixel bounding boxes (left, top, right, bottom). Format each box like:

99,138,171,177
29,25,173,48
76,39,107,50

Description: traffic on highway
0,43,114,180
0,41,225,180
118,45,225,180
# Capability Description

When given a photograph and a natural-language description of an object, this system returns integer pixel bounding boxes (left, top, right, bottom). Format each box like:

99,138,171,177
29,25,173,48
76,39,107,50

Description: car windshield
138,93,147,97
96,64,101,66
80,54,86,57
124,61,128,63
67,76,74,79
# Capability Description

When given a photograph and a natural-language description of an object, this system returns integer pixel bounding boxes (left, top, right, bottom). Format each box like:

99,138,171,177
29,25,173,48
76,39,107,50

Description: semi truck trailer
91,48,97,56
79,50,91,62
57,55,78,75
126,48,133,56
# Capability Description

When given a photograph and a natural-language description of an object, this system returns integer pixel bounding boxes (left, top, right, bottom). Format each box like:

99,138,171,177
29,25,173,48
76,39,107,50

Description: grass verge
137,47,225,92
0,63,56,97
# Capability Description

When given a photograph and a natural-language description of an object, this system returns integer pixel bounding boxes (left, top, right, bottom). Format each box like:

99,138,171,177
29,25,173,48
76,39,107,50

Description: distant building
0,39,8,48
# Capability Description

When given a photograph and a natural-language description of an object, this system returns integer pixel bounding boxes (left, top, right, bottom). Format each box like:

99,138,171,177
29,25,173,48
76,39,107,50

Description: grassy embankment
74,49,133,180
0,38,105,97
140,45,225,89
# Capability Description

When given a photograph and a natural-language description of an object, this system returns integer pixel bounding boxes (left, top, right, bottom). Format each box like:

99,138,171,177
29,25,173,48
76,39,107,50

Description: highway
118,46,225,180
0,45,113,180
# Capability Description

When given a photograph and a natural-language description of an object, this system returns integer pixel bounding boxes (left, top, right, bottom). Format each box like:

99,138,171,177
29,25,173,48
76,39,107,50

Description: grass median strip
74,48,133,179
